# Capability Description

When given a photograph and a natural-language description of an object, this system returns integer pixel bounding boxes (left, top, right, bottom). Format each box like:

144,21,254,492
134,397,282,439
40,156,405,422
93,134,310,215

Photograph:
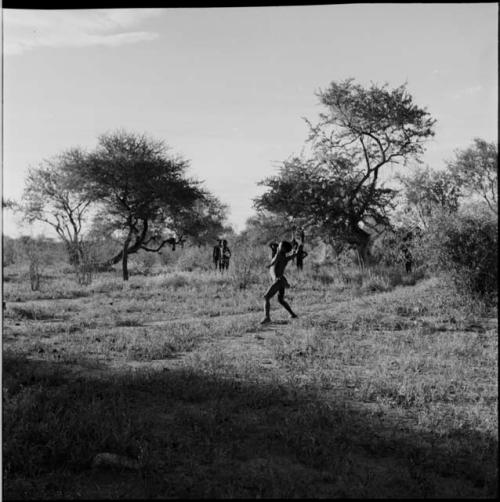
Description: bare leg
278,287,297,318
262,281,280,323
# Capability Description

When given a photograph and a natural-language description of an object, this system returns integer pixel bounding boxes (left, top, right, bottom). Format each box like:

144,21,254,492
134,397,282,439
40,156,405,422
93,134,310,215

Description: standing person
261,240,298,324
295,228,308,271
401,243,413,274
220,239,232,272
400,230,414,274
213,239,222,270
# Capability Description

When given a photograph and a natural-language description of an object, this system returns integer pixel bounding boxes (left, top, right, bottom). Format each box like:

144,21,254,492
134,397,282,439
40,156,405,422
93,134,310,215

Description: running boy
261,240,298,324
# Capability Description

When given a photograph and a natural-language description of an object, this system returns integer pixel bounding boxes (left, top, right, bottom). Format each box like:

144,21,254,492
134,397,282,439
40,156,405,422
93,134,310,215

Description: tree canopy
394,166,461,229
255,79,436,262
20,148,92,265
446,138,497,214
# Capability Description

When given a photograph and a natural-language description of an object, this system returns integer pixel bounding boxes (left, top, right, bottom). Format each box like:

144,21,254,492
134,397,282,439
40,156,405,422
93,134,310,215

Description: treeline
5,79,497,300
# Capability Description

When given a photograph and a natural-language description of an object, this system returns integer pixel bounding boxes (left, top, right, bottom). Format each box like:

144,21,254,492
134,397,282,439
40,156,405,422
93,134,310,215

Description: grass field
2,259,498,498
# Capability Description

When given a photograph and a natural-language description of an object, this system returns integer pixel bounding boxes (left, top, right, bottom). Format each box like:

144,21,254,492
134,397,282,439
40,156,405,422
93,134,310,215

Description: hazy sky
2,4,498,237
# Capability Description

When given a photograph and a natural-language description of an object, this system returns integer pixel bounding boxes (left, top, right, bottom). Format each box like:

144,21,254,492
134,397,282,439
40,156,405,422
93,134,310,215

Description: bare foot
290,313,298,319
261,317,271,325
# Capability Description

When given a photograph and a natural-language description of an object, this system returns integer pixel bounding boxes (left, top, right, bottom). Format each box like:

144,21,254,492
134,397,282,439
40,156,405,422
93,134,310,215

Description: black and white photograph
2,2,498,499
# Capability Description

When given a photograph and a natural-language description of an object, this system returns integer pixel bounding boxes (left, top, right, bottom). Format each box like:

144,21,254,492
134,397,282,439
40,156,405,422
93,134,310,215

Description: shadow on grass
3,353,497,499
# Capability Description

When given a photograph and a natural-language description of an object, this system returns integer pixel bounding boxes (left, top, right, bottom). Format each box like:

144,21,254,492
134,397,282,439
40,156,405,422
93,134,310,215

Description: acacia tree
256,79,436,263
71,130,206,280
446,138,498,214
19,149,92,266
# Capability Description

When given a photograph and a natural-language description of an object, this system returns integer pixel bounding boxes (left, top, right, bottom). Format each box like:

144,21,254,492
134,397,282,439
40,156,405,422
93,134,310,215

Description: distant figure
220,239,232,272
269,241,279,259
290,227,299,264
213,239,222,270
261,240,298,324
298,228,305,243
295,242,308,271
401,244,413,274
289,227,307,271
400,232,414,274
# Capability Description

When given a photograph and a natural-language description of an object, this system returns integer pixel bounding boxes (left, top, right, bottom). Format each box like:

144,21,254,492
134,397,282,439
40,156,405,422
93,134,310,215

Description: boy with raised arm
261,240,298,324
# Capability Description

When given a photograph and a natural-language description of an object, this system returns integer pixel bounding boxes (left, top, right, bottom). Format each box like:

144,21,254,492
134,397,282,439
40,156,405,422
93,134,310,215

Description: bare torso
269,252,293,281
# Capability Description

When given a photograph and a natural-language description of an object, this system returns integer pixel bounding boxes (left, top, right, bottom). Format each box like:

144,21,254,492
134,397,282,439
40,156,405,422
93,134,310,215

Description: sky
2,3,498,238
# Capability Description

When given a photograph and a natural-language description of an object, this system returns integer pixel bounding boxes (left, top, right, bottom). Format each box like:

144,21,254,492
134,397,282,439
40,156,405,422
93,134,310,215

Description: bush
159,248,178,268
230,243,268,289
176,245,213,272
426,211,498,298
157,273,190,289
130,249,158,276
361,270,394,293
3,236,18,267
17,237,55,291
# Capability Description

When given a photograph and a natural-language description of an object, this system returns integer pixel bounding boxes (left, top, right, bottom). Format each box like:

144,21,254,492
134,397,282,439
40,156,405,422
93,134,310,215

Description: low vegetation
2,253,497,498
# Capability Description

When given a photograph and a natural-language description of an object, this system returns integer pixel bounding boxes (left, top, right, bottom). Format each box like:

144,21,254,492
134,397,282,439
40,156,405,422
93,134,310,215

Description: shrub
158,273,190,289
3,236,18,267
130,249,158,276
426,210,498,298
19,237,54,291
176,245,212,272
230,243,267,289
360,270,392,293
159,248,178,268
311,269,336,286
72,241,101,286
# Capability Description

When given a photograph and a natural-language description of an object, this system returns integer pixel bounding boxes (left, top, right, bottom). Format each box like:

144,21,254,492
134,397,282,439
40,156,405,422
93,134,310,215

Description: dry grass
2,260,498,498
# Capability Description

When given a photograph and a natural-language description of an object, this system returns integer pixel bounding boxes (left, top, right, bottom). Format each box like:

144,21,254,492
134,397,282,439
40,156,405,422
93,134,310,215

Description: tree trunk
350,226,372,267
122,230,134,281
66,241,82,266
102,219,149,269
356,240,370,267
122,253,129,281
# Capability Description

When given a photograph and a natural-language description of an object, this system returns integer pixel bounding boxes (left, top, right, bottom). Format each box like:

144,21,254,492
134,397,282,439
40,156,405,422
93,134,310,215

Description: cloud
3,9,162,55
450,84,483,100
